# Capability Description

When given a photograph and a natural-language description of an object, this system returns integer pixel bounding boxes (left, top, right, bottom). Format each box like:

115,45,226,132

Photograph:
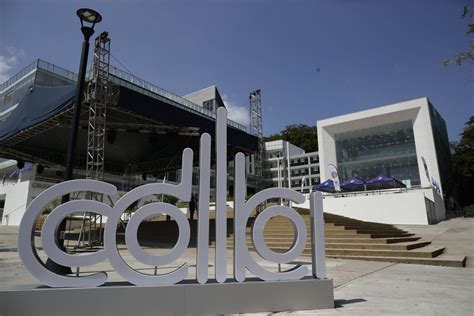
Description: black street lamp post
63,8,102,186
45,8,102,275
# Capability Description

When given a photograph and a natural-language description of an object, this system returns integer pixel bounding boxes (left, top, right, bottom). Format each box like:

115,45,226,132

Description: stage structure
0,34,259,231
0,59,258,178
0,107,334,315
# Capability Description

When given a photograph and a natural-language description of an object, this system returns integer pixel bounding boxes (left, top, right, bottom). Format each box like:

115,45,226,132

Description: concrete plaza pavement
0,217,473,315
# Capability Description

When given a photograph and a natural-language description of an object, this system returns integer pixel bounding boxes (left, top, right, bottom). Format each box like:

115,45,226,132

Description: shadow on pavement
334,298,367,308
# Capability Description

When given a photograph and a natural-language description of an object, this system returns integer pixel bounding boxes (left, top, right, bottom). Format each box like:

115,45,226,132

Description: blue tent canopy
366,174,406,190
341,176,365,191
9,163,33,177
313,179,335,193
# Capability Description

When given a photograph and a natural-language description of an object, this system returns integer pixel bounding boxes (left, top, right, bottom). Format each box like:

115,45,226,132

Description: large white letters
18,108,327,287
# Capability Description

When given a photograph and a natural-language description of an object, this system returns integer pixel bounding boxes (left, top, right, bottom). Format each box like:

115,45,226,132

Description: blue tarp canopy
0,85,75,141
366,174,406,190
341,176,366,192
313,179,336,193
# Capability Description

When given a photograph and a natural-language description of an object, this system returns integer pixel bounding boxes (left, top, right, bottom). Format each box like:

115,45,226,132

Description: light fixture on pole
46,8,103,275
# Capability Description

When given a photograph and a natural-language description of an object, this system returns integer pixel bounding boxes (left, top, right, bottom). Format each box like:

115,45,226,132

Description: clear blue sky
1,0,472,141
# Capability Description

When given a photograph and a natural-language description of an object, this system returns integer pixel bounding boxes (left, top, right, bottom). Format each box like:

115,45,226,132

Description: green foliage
177,201,188,208
443,4,474,67
263,133,283,142
464,204,474,217
449,116,474,207
281,124,318,152
264,124,318,152
42,198,61,214
125,200,139,213
162,195,179,205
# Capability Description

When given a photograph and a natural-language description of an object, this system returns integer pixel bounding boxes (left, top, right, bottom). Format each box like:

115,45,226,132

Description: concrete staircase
74,210,465,267
225,212,466,267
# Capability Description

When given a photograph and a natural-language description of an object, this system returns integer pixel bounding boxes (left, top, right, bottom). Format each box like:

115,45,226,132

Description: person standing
189,194,196,220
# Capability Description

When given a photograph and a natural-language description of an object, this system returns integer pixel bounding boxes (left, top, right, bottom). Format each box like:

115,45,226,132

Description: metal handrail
1,59,247,131
319,185,428,198
37,60,78,82
0,60,38,92
107,65,247,131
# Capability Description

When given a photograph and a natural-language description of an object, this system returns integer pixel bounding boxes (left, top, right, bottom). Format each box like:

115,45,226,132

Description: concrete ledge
0,277,334,315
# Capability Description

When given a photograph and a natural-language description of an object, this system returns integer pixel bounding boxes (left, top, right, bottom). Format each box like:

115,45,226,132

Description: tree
263,124,318,152
281,124,318,152
443,4,474,67
449,116,474,207
263,133,283,142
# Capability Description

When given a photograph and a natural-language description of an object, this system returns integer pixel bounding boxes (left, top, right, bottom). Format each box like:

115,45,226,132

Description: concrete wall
2,180,31,226
293,188,444,225
322,190,431,225
423,188,446,223
182,86,217,106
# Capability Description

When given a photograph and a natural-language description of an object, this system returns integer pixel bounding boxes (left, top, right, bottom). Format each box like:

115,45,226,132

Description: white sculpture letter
103,148,193,286
197,133,211,283
233,153,309,282
215,107,227,283
18,180,117,288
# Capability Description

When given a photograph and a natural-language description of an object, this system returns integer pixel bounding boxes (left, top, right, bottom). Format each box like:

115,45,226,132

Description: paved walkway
1,218,473,315
398,217,474,267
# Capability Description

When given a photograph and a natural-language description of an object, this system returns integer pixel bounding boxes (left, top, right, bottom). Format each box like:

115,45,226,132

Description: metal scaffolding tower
85,31,111,181
249,89,263,138
249,89,265,196
77,31,111,248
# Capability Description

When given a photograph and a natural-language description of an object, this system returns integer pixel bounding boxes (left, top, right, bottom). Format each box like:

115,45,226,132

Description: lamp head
76,8,102,40
77,8,102,27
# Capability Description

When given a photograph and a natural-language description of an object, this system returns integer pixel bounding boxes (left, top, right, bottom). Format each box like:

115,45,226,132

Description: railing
0,60,38,92
1,59,247,132
0,59,78,94
37,60,78,82
320,185,426,198
107,65,247,131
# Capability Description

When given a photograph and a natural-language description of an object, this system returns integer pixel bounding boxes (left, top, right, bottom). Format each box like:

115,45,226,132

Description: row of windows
289,155,318,166
290,176,320,187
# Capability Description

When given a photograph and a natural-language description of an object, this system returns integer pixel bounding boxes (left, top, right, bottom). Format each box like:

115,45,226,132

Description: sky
0,0,473,141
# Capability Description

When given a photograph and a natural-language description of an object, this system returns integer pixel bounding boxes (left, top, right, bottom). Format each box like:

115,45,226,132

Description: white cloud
222,94,250,126
0,47,25,83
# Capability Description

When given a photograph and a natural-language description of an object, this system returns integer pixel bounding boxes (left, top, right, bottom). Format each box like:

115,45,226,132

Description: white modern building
316,97,450,225
263,140,320,193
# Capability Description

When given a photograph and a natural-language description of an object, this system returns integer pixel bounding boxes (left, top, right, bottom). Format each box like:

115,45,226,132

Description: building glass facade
428,102,451,191
202,99,217,112
335,120,421,186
